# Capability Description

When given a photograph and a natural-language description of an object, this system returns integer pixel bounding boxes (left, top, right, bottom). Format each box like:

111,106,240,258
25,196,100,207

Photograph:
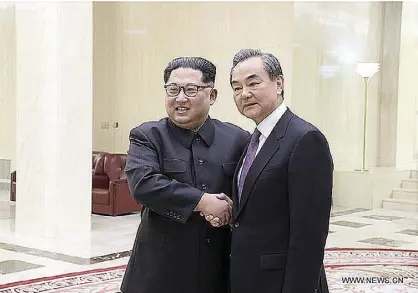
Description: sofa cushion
93,152,108,175
92,174,109,189
92,188,110,205
104,154,127,181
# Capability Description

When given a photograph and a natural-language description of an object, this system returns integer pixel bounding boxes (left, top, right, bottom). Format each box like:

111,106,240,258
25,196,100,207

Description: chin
243,109,259,120
172,117,192,127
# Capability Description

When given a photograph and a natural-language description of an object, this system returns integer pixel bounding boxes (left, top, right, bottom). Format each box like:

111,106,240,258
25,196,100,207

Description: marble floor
0,190,417,288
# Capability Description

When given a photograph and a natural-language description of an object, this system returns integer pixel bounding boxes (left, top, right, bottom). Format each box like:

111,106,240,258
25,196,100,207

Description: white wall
291,2,384,171
92,2,295,154
1,2,416,173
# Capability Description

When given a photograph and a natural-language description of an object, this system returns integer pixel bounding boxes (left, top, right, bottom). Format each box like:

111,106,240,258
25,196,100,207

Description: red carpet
0,249,416,293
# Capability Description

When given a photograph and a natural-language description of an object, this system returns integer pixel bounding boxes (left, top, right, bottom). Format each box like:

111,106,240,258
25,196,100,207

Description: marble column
379,2,417,170
395,2,418,170
378,2,402,167
333,2,418,209
415,99,418,160
0,4,16,173
15,2,92,240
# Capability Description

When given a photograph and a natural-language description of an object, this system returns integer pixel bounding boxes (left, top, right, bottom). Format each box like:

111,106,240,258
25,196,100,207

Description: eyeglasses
164,83,213,97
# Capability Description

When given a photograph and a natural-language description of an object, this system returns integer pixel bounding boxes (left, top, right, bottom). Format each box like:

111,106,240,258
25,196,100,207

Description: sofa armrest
109,179,143,215
112,178,127,184
93,174,109,189
109,179,129,196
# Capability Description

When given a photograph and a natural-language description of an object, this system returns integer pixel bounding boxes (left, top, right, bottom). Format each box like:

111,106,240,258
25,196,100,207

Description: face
231,57,284,125
165,68,217,130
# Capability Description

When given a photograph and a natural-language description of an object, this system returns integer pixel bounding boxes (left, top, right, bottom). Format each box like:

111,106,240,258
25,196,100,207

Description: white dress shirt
238,102,287,183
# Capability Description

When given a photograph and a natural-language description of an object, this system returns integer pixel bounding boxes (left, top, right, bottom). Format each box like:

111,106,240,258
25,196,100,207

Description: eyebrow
246,74,261,81
231,74,262,84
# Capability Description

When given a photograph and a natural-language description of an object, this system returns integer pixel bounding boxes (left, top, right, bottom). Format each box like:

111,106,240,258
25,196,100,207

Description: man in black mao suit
227,49,333,293
120,57,249,293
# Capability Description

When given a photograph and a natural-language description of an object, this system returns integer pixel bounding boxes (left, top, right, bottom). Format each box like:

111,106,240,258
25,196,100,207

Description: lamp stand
356,77,370,172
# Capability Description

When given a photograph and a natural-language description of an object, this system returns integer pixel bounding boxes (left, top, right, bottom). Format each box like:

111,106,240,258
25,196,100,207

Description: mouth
175,106,189,114
243,103,257,108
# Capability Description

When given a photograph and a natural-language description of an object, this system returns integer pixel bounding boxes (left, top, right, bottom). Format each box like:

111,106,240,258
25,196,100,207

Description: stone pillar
379,2,417,170
394,2,418,170
0,4,16,176
15,2,93,240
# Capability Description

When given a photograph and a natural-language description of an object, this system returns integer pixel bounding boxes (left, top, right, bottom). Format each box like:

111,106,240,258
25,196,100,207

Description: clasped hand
197,193,233,227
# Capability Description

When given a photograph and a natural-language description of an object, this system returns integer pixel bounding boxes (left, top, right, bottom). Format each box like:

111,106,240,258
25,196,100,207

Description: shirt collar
167,117,215,148
256,102,287,139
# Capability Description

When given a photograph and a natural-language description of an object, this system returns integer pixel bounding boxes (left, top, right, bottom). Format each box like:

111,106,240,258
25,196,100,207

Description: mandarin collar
167,117,215,148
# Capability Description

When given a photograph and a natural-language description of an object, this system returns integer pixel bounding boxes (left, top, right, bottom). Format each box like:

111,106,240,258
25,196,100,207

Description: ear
209,89,218,105
276,75,284,95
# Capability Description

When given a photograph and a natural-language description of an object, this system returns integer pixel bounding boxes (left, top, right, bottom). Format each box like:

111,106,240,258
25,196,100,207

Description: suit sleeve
125,128,204,224
282,130,333,293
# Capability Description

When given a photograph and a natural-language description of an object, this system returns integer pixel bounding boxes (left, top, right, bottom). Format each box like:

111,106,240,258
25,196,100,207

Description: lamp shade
356,63,380,78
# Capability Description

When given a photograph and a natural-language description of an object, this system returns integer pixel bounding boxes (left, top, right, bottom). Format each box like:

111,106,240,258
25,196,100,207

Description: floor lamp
355,63,380,172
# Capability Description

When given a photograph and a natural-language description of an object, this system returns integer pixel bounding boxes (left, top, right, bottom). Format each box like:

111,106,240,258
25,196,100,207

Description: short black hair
164,57,216,84
230,49,284,96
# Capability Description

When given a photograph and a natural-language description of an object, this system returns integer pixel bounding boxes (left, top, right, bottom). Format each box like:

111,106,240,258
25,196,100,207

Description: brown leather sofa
93,151,108,168
92,153,143,216
10,171,16,201
92,151,109,189
10,152,108,202
10,152,143,216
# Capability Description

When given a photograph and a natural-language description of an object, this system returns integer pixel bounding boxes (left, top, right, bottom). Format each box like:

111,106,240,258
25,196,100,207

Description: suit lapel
232,142,248,216
235,109,294,219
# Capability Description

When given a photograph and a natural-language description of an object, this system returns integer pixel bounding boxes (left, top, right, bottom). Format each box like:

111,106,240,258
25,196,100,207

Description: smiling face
164,67,217,130
231,57,284,125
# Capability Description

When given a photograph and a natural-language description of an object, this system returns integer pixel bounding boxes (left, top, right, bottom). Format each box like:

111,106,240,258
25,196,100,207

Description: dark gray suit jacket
121,117,249,293
230,109,333,293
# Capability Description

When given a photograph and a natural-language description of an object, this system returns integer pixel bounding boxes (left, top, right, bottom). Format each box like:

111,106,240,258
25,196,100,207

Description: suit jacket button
234,222,240,228
205,238,211,244
202,184,207,190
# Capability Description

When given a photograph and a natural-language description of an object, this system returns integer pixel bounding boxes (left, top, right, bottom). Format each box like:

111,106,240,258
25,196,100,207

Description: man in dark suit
227,49,333,293
120,56,249,293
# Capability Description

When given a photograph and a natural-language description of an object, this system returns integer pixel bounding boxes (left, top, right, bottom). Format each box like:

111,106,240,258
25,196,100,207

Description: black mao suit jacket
121,117,249,293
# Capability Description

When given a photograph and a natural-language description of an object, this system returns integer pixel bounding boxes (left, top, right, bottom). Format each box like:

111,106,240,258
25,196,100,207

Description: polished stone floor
0,190,417,287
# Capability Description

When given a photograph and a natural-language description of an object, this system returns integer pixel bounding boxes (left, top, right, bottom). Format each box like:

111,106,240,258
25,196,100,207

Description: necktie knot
251,128,261,144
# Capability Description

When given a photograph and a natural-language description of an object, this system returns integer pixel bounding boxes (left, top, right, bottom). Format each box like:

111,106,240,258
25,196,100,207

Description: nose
241,87,252,99
176,90,188,102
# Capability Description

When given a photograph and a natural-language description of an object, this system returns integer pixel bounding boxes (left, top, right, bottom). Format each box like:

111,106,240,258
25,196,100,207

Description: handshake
195,193,233,227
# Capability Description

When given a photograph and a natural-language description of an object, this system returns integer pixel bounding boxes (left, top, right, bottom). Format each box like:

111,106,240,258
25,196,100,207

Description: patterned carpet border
0,265,126,290
324,247,417,268
0,248,416,292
